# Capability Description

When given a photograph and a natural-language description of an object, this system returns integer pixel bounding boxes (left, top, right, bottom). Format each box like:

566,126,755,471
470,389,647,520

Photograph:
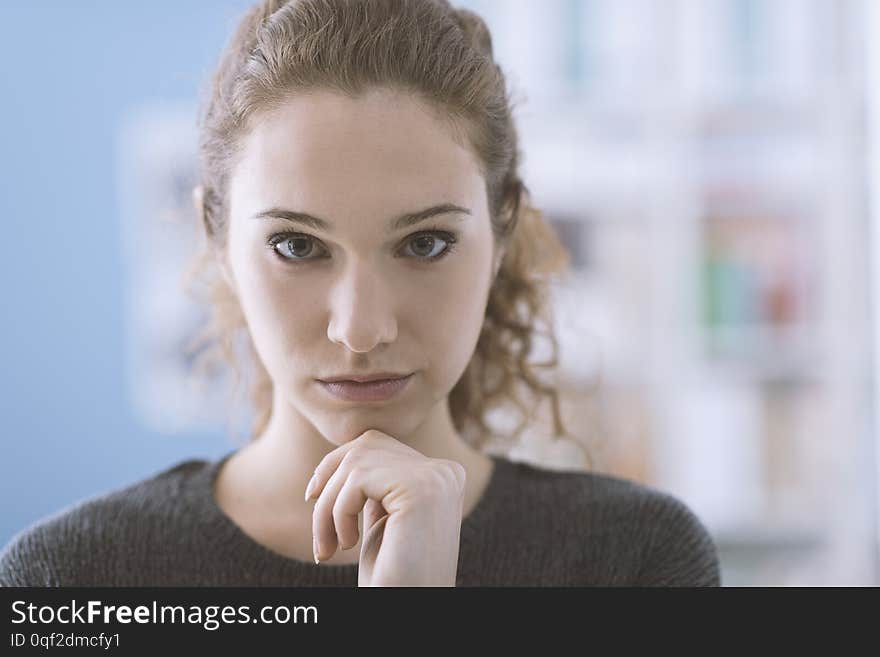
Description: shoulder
501,457,722,586
0,457,212,587
501,455,669,516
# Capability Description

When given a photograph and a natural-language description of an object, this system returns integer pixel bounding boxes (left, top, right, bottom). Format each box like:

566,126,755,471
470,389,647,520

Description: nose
326,260,398,353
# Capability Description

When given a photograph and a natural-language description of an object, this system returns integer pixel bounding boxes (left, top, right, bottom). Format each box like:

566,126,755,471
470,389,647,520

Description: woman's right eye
267,233,327,261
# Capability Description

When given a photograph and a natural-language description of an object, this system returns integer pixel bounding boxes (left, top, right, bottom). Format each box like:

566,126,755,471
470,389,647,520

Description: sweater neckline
198,448,510,574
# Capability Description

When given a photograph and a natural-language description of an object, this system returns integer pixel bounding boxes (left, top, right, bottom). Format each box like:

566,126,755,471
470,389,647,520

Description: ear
492,245,506,278
194,184,238,295
192,185,209,239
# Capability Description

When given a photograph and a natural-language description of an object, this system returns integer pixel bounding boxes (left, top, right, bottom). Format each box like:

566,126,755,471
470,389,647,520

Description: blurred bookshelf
464,0,877,585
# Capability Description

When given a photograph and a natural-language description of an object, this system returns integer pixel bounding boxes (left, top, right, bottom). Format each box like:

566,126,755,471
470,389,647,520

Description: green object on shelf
702,255,724,328
703,255,761,326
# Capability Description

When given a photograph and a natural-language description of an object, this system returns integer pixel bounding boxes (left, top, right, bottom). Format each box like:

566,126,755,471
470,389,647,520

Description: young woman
0,0,721,587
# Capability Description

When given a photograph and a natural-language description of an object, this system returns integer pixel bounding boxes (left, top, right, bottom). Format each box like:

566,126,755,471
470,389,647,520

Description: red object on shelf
765,276,797,326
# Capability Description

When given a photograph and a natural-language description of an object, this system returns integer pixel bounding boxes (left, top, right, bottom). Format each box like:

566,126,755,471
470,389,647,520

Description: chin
313,408,420,445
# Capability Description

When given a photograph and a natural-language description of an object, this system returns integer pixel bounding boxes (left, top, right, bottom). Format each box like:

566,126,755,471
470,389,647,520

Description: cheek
408,252,491,381
231,250,325,363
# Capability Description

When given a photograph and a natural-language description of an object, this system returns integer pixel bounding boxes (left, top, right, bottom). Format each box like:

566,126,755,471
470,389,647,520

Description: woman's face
223,87,496,443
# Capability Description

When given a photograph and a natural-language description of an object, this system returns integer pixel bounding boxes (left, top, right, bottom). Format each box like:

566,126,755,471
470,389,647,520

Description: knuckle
358,431,378,446
418,461,459,494
341,449,359,467
313,494,330,515
439,459,466,489
362,429,386,442
449,460,466,483
332,504,347,528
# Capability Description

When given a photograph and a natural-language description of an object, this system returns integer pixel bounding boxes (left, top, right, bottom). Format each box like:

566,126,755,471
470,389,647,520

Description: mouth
320,371,413,384
317,373,414,403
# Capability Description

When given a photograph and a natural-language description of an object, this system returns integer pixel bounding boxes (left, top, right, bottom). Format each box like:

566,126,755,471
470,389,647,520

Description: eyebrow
252,202,471,232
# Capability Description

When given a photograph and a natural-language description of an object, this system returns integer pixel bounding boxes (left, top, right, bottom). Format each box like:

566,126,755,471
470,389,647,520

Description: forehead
230,88,484,216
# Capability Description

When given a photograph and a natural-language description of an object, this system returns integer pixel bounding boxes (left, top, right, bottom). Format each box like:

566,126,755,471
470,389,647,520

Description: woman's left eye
265,230,458,264
400,231,458,261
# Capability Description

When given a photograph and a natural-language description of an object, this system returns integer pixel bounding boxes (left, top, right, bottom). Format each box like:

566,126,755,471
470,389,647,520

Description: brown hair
185,0,590,465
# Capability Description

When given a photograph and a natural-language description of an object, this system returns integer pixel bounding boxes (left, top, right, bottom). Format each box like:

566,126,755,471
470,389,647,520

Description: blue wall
0,1,254,546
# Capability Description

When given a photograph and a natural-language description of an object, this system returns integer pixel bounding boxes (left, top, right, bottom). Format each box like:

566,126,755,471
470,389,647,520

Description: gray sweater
0,451,721,586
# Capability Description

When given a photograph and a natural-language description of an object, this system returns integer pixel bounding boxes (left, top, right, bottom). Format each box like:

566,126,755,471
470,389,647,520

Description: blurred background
1,0,878,586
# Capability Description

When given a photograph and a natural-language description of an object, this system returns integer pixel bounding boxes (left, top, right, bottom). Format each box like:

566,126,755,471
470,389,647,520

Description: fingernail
313,537,320,564
304,474,316,501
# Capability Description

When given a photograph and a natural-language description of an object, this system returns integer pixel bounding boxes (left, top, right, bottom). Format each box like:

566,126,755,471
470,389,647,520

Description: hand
304,429,467,586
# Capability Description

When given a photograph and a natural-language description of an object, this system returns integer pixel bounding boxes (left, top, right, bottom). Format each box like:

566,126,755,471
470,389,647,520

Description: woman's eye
269,234,326,261
400,232,456,261
267,230,457,263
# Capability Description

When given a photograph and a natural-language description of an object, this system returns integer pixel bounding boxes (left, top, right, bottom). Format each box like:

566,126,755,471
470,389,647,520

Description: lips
317,373,413,402
320,372,412,383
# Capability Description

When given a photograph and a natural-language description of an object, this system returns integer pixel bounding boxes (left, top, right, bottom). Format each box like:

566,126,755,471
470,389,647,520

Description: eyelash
265,227,459,265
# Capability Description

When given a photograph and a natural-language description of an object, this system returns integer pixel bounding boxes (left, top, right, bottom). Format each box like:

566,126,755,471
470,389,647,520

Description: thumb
363,498,386,532
358,500,389,586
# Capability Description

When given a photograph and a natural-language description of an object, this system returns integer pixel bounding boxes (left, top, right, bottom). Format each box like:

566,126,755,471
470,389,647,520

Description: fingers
305,443,359,504
305,430,396,502
311,462,377,562
311,462,348,562
333,475,368,550
305,430,420,563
